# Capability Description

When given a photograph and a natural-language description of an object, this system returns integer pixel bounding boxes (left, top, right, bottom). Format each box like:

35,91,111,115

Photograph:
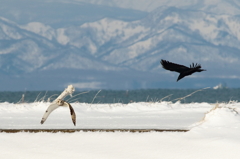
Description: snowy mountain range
77,0,240,14
0,0,240,90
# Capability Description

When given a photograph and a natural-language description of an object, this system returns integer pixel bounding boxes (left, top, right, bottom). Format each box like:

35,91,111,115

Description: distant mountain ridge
0,0,240,90
76,0,240,14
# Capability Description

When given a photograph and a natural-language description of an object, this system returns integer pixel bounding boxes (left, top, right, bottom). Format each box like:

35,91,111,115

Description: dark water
0,88,240,104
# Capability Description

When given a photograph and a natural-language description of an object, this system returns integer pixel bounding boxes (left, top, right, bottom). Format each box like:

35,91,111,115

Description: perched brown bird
160,59,206,81
40,99,76,126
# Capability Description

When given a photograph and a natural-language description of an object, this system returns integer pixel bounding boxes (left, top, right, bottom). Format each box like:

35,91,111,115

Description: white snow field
1,101,240,159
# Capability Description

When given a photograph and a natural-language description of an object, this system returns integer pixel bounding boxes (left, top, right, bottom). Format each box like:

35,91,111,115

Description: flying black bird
40,99,76,126
160,59,206,81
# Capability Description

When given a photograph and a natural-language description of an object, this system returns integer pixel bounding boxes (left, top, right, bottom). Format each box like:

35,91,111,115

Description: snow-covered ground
1,101,240,159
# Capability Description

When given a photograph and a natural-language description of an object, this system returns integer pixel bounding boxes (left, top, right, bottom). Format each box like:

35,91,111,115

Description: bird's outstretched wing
160,59,189,73
40,103,59,124
68,103,76,126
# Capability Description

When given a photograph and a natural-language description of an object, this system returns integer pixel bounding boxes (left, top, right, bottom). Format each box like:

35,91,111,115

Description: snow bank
0,101,211,129
190,104,240,141
1,102,240,159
